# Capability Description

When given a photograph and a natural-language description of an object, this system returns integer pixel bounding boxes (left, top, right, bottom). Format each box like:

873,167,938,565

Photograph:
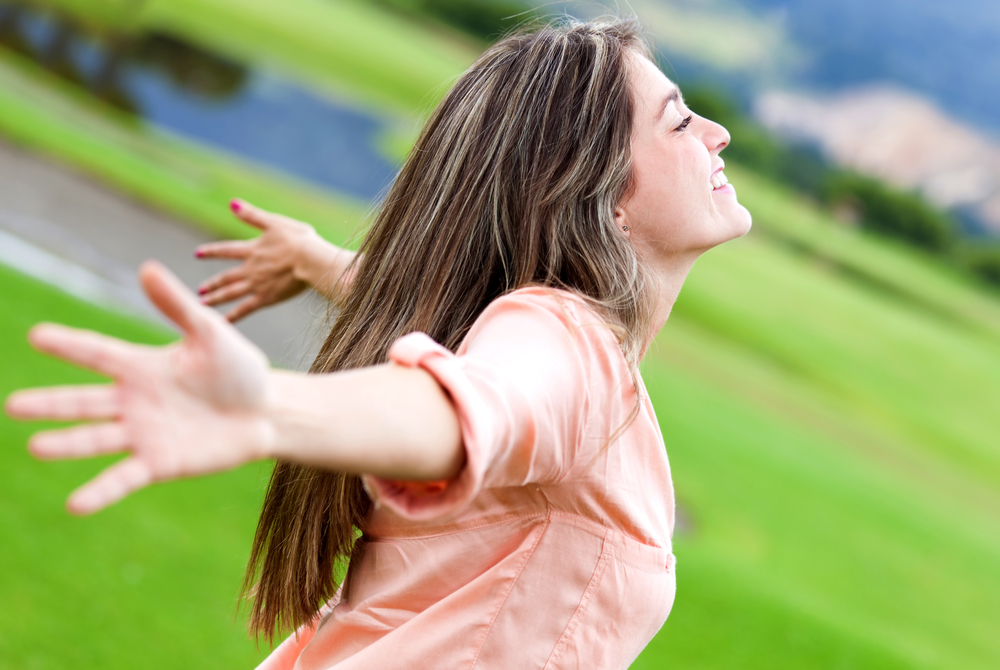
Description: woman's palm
6,261,272,514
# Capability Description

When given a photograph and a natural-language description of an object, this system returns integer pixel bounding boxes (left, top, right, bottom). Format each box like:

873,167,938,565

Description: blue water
124,69,399,201
2,2,400,202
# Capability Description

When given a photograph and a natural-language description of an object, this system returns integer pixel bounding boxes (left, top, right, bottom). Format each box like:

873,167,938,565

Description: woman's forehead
629,53,682,118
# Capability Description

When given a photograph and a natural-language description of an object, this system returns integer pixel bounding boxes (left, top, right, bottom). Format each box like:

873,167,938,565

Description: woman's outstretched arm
194,200,358,321
4,261,462,516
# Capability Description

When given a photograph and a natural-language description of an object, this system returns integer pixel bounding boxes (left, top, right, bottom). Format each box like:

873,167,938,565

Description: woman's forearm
264,365,464,481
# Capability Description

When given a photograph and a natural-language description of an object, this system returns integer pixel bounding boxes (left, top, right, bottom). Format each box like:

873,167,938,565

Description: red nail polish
198,287,206,295
194,250,204,258
230,199,241,213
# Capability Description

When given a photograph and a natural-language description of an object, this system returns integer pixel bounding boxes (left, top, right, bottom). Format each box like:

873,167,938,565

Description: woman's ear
614,208,630,235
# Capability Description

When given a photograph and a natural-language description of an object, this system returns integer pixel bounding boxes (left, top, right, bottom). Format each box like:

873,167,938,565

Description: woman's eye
675,115,693,132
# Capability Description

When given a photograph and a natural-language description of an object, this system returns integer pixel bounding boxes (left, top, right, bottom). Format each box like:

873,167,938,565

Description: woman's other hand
5,261,274,515
194,200,316,321
195,200,357,322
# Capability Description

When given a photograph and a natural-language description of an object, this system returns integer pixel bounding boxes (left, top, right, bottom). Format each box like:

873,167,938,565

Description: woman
6,17,750,669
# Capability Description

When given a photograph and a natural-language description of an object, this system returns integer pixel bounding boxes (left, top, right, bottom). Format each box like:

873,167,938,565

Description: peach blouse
257,287,677,670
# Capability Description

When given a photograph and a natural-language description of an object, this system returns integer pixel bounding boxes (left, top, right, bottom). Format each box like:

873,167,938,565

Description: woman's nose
701,117,730,154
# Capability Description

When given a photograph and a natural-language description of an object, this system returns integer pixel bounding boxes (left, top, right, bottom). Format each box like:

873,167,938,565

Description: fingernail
198,287,206,295
230,199,241,213
194,250,204,258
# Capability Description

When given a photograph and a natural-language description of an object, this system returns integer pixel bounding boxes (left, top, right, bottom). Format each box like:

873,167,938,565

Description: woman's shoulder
461,286,625,358
473,286,600,330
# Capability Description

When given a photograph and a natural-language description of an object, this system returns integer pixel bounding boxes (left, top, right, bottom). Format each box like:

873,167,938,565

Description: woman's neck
643,251,700,352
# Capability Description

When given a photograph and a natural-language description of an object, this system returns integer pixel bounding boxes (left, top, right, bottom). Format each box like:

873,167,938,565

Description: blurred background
0,0,998,667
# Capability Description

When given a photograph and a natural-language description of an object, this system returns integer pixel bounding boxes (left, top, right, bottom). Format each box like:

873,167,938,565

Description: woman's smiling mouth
711,170,729,190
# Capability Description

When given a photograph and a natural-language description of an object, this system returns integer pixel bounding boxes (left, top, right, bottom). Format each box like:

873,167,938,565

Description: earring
622,225,629,232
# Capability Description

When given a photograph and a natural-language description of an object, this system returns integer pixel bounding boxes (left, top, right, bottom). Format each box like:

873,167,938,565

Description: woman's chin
737,208,753,237
725,204,753,240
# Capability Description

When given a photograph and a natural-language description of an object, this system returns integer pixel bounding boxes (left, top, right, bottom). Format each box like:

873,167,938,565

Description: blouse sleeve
361,289,622,521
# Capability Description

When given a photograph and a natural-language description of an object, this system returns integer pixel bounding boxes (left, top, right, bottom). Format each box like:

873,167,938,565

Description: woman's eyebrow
655,89,681,121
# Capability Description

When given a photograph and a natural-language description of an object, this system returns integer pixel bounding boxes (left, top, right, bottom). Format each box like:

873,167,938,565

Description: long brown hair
242,17,655,641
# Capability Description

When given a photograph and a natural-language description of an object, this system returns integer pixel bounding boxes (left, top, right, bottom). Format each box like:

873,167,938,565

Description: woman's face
618,53,752,263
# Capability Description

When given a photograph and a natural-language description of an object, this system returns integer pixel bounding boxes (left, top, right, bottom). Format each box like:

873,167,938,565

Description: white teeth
711,171,728,190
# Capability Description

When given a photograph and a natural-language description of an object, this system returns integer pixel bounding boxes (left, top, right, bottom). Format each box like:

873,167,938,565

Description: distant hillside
741,0,1000,137
756,86,1000,235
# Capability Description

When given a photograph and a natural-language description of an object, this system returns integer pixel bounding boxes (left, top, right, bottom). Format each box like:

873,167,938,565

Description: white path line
0,205,139,286
0,227,160,321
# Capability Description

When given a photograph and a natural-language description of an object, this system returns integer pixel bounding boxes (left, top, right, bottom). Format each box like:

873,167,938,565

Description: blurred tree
821,174,957,252
0,5,33,57
90,41,142,116
0,2,247,112
960,244,1000,287
130,33,248,100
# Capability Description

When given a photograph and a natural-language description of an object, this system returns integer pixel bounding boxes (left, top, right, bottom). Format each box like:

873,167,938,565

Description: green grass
0,265,271,668
729,164,1000,338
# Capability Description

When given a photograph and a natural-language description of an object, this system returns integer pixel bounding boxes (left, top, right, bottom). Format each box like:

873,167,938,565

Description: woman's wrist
291,231,356,300
258,369,313,462
289,227,326,285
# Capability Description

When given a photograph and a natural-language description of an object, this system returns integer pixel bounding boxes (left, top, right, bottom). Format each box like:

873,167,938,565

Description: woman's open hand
194,200,322,321
195,200,359,318
5,261,274,515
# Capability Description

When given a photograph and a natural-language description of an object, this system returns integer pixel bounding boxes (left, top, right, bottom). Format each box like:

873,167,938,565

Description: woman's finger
198,266,246,296
29,422,129,460
201,279,252,307
194,239,253,260
139,260,216,338
6,384,120,421
225,295,264,322
67,457,153,516
28,324,136,378
230,199,272,230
